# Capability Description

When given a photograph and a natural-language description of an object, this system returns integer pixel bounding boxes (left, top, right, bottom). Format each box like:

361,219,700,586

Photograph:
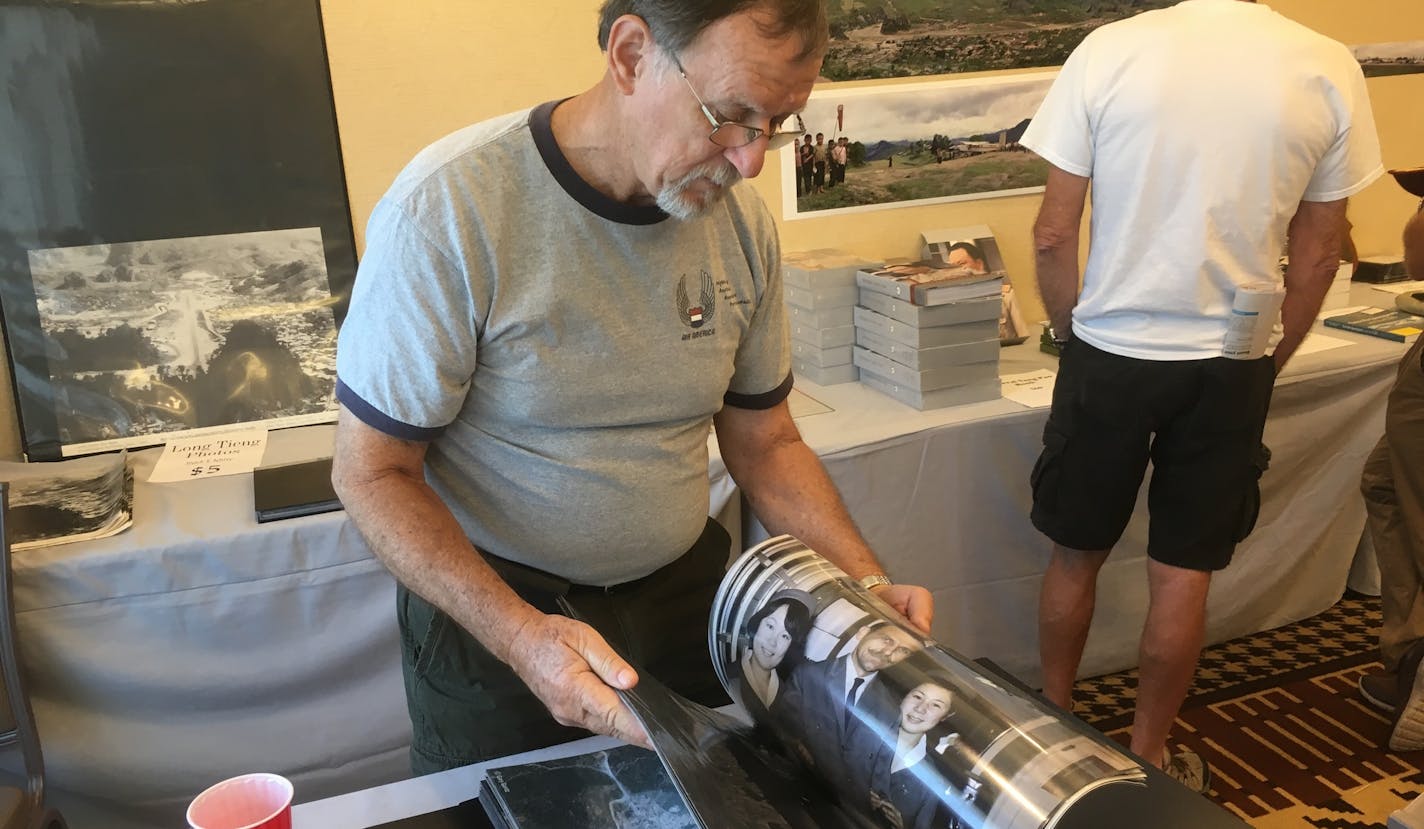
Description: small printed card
1000,369,1057,409
148,426,269,483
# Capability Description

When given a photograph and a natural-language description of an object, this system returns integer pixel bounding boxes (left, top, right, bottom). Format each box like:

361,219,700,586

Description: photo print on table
921,225,1029,344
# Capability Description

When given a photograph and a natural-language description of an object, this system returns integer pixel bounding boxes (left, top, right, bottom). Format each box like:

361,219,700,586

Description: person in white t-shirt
1019,0,1382,791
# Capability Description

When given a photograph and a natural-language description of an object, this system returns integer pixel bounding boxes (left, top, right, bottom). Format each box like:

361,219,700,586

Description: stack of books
782,249,875,385
851,261,1004,410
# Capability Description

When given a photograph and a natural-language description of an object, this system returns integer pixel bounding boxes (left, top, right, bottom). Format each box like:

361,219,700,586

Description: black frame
0,0,357,459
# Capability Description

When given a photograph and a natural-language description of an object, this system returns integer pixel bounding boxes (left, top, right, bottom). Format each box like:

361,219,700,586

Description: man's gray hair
597,0,828,62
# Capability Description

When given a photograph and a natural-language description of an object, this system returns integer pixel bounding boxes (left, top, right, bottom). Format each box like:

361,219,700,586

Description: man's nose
725,140,768,180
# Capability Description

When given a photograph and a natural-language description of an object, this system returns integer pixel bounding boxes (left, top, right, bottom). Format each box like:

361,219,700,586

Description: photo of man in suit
782,620,923,792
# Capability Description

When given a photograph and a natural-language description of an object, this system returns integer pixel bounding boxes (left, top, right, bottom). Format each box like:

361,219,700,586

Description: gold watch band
858,573,892,591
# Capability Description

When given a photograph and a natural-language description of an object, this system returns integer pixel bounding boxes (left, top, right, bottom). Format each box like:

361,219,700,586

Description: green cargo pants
398,517,732,774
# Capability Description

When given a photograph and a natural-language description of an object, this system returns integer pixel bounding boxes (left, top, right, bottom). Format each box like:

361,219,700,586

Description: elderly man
1022,0,1381,791
332,0,932,774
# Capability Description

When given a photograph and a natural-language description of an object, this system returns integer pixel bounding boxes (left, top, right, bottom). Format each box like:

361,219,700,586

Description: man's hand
504,614,652,749
873,583,934,634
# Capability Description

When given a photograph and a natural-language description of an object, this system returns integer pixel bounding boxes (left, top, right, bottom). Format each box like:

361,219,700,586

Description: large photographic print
484,536,1147,828
708,536,1145,829
0,0,356,459
784,74,1056,219
25,229,339,453
822,1,1176,81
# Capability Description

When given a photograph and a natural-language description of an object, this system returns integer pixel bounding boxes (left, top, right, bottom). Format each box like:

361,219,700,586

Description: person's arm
1031,165,1091,339
1276,198,1348,371
330,408,650,748
713,401,933,633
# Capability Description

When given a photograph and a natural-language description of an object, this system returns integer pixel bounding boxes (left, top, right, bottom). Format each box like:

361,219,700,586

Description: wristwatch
1048,326,1072,349
858,573,893,592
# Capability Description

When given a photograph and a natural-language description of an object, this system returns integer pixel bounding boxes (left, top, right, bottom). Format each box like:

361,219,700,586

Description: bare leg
1038,544,1112,709
1130,558,1212,767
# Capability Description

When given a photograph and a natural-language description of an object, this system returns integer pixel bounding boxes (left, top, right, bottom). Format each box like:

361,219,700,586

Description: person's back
1030,0,1378,359
1020,0,1381,788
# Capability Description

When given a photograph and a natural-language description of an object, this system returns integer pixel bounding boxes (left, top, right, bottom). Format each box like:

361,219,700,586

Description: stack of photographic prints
783,250,877,386
0,0,357,460
0,450,131,549
479,535,1146,829
851,226,1010,410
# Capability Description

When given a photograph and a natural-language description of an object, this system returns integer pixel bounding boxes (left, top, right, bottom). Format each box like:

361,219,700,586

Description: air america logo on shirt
676,270,717,340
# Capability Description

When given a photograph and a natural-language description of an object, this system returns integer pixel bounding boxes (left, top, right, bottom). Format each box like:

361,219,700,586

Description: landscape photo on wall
821,0,1177,81
1351,41,1424,77
783,72,1056,219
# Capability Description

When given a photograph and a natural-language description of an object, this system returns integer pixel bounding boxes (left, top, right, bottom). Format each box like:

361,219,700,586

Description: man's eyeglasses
671,54,803,151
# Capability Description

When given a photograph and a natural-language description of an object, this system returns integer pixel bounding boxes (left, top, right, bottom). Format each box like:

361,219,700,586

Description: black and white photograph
479,744,697,829
23,228,340,453
709,536,1147,829
0,0,357,458
783,74,1056,219
1351,40,1424,77
820,0,1177,81
0,451,131,550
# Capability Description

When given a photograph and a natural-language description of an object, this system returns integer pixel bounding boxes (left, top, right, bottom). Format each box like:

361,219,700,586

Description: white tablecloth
725,324,1404,683
12,310,1405,829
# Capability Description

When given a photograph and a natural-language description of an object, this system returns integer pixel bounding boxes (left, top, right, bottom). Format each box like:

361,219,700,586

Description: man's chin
658,185,725,220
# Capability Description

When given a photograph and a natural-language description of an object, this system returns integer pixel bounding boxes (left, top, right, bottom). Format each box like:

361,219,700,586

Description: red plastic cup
187,773,294,829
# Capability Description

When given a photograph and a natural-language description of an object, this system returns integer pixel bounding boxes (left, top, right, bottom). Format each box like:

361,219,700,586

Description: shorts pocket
401,589,450,681
1233,442,1272,542
1030,432,1066,510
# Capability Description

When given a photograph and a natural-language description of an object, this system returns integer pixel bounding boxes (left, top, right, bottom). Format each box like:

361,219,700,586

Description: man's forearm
1036,244,1081,337
332,453,539,664
731,437,884,581
1031,167,1089,337
1276,198,1348,370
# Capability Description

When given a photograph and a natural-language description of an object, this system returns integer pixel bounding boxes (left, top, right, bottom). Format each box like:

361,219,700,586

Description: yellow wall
0,2,1412,461
322,0,1424,328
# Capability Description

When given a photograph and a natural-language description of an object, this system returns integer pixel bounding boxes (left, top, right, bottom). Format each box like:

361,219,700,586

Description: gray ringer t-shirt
336,101,791,586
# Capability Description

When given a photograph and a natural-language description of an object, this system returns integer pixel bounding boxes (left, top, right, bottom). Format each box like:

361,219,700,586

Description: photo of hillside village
822,0,1177,80
787,74,1055,216
1351,40,1424,77
23,227,340,449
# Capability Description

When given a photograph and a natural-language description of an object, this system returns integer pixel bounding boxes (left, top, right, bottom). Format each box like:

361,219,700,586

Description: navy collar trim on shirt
530,99,669,226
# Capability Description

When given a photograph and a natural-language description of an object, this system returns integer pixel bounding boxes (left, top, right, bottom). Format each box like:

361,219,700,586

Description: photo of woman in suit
846,676,959,829
736,589,815,722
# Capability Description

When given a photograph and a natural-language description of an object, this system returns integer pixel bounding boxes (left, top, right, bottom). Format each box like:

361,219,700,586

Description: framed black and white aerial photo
0,0,356,459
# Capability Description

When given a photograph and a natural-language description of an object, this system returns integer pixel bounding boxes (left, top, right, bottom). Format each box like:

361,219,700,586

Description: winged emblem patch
676,270,718,329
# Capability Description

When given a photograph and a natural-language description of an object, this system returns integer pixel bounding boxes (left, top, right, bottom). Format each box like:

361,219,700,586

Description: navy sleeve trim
336,379,446,442
724,371,794,411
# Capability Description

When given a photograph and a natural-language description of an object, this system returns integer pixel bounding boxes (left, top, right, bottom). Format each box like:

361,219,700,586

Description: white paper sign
148,427,270,483
1001,369,1057,409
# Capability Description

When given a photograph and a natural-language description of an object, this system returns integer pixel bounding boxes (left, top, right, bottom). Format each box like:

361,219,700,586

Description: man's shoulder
385,107,539,203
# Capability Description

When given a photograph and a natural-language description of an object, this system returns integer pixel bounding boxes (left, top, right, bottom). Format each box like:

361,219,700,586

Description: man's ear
605,14,655,96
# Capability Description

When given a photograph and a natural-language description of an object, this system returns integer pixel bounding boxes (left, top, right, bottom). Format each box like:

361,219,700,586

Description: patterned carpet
1073,594,1424,827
